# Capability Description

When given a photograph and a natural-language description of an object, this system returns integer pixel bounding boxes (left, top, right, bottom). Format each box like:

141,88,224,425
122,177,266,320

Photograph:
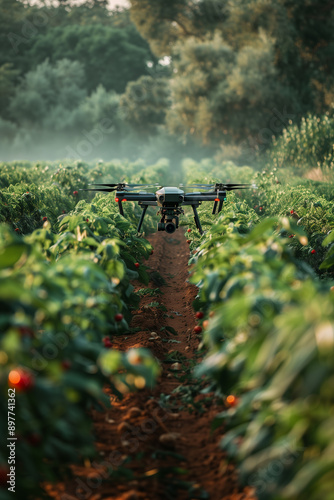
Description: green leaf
0,243,29,269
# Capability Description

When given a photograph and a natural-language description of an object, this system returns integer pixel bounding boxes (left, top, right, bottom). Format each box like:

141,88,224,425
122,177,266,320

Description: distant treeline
0,0,333,161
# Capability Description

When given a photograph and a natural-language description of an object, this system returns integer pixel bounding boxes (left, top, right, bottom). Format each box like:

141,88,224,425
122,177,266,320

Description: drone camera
165,222,176,234
157,221,177,234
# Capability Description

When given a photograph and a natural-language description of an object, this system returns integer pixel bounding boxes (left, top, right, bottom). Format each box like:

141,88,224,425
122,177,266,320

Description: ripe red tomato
18,326,34,337
186,240,191,244
195,311,204,319
8,369,35,391
226,394,239,407
103,337,112,348
42,217,47,221
26,433,42,446
134,263,140,268
311,249,316,254
0,466,9,488
114,313,123,322
194,326,202,334
187,228,191,233
290,209,294,214
61,360,71,371
73,190,78,196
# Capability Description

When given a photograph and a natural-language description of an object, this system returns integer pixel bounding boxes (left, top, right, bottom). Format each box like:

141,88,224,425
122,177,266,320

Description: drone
83,182,256,235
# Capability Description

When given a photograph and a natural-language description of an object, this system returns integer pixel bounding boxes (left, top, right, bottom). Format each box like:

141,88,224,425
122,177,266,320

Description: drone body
83,182,255,235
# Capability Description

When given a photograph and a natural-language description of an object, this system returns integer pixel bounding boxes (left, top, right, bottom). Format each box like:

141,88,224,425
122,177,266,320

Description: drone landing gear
118,199,124,217
191,205,203,235
137,205,148,233
212,200,223,215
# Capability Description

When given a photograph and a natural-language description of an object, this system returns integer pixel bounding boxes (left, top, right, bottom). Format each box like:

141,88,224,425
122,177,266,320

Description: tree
0,63,19,118
120,75,171,134
167,32,298,144
73,84,122,132
9,59,87,129
26,23,154,94
129,0,205,56
130,0,334,146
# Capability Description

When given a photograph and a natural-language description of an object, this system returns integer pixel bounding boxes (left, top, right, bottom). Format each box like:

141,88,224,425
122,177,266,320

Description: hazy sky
28,0,130,9
108,0,129,8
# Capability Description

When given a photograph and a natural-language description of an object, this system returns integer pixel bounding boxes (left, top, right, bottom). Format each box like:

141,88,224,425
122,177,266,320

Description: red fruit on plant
18,326,34,337
290,209,294,214
289,234,294,238
134,263,140,268
103,337,112,348
8,369,35,391
186,240,191,244
259,207,263,210
226,394,239,407
42,217,47,221
195,311,204,319
15,228,19,232
61,360,71,371
311,249,316,254
114,313,123,322
26,433,42,446
86,218,89,222
73,190,78,196
0,466,9,487
187,228,191,233
194,326,202,334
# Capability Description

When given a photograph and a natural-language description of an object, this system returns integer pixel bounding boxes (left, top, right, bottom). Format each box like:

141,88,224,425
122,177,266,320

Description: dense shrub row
183,162,334,500
0,160,165,498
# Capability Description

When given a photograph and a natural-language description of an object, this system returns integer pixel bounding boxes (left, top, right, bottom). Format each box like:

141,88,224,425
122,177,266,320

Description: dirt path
47,230,256,500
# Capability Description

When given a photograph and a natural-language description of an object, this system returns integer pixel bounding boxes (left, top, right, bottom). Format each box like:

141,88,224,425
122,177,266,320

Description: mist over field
1,0,333,169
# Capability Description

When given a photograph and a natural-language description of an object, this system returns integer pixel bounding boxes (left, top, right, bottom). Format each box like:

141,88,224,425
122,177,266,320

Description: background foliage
0,0,333,162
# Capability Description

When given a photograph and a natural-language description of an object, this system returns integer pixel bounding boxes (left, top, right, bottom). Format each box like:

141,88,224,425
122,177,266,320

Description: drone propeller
81,182,161,193
81,188,120,192
179,183,211,188
181,183,256,190
89,183,160,188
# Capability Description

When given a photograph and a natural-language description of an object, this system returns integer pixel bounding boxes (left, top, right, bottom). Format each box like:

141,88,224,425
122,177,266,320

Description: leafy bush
0,160,161,498
269,113,334,172
184,164,334,500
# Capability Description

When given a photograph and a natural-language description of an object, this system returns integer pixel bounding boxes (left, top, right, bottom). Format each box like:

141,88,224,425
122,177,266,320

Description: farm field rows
0,158,334,500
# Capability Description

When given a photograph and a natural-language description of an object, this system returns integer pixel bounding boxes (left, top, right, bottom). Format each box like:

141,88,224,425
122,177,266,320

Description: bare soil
46,230,256,500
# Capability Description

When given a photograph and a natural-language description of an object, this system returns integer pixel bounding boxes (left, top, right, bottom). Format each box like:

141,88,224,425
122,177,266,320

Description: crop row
0,160,169,499
183,162,334,500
